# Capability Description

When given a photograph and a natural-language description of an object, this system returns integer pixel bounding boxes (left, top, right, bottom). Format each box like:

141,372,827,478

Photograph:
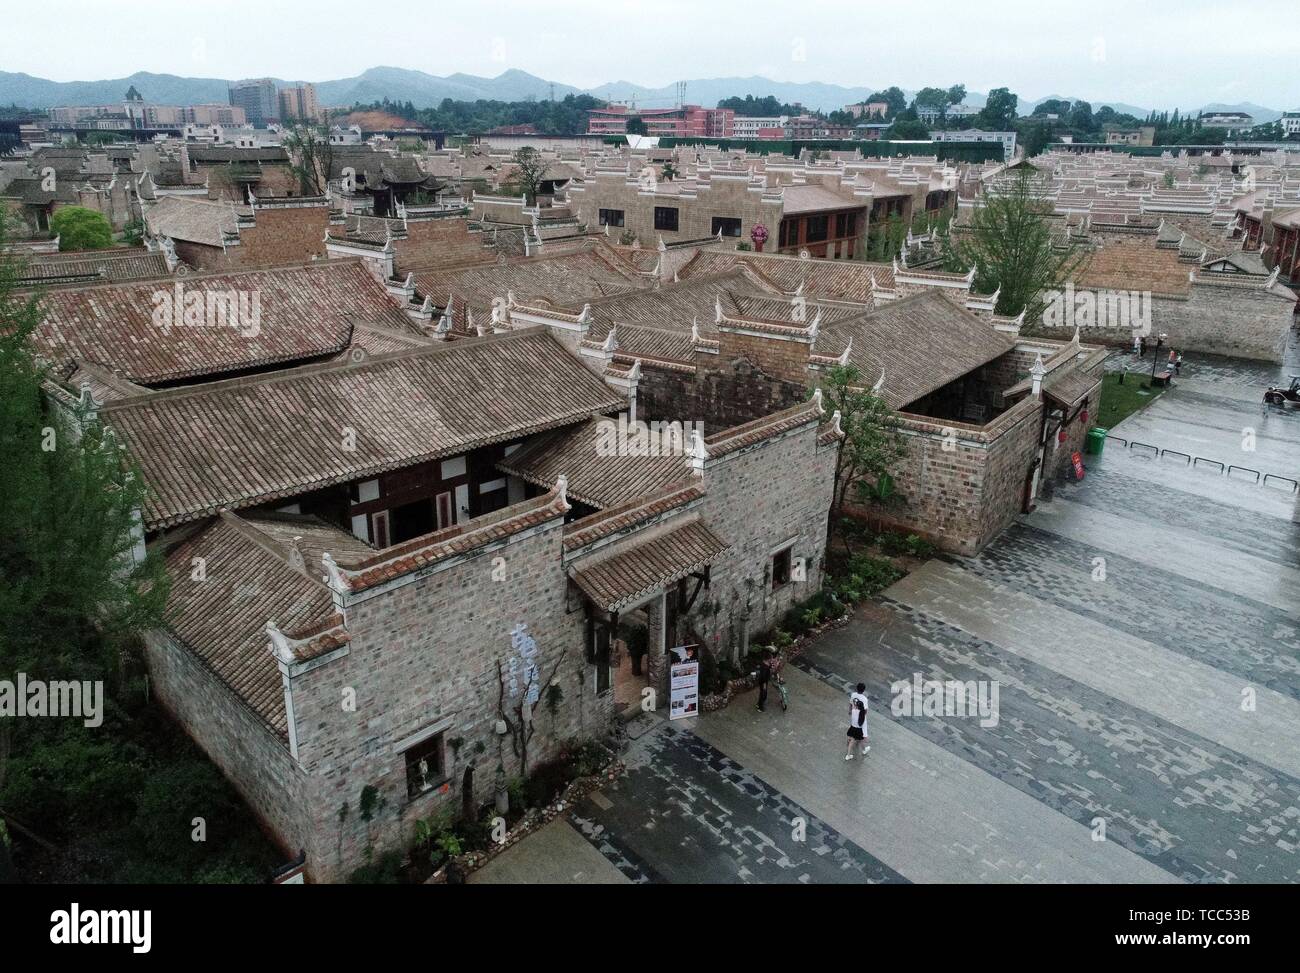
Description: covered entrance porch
567,518,730,716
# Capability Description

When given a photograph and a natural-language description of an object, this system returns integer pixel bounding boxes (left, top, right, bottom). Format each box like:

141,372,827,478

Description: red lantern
1058,429,1068,443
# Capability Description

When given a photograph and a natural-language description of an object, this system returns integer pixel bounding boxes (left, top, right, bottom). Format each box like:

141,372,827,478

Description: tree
914,87,950,114
978,87,1019,130
0,215,170,877
509,146,548,205
1032,98,1073,118
867,87,908,119
49,206,112,251
1068,99,1096,133
1018,121,1055,157
946,84,967,106
886,118,929,140
818,365,908,547
941,168,1086,321
283,123,335,197
625,117,647,136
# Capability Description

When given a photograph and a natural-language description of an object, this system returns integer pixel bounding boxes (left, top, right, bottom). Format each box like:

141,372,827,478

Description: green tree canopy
817,365,908,541
867,87,908,119
0,216,171,878
49,206,112,251
940,168,1085,320
978,87,1019,130
913,87,950,112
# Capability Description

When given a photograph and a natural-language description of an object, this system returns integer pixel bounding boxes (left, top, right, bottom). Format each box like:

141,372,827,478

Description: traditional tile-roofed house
101,327,628,531
32,259,416,387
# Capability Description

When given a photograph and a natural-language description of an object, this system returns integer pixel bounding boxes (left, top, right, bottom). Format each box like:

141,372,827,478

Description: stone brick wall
693,420,838,662
143,630,307,864
569,174,784,248
285,514,612,882
171,203,329,272
857,396,1042,555
1031,281,1295,363
393,216,486,270
636,357,807,430
974,401,1043,549
717,330,813,384
236,203,330,266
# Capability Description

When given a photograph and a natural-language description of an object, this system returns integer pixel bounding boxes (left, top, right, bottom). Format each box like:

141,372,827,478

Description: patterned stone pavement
568,721,905,884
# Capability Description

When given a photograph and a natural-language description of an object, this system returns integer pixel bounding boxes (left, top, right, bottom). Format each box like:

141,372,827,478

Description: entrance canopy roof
569,517,729,613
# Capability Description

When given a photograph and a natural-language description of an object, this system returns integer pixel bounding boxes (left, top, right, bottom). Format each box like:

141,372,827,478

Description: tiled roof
816,290,1017,410
144,195,246,247
33,259,410,385
415,249,649,333
160,512,358,740
498,417,691,509
1073,240,1191,296
333,484,571,593
678,249,896,301
103,328,627,530
569,517,730,612
15,248,171,287
562,480,705,552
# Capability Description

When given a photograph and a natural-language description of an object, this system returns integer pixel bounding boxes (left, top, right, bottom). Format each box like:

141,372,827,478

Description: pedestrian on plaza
1132,333,1141,356
754,648,772,712
846,695,869,760
1139,335,1148,357
1175,352,1183,376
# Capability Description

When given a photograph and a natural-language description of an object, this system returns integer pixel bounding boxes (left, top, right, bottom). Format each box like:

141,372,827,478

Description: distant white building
1281,111,1300,137
917,103,980,125
731,116,788,139
1198,111,1253,131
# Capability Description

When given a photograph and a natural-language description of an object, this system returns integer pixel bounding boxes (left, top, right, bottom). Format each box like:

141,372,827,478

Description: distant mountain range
0,68,1284,123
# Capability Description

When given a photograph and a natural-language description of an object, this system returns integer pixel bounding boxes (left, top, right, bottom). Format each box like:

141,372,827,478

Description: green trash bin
1086,427,1108,455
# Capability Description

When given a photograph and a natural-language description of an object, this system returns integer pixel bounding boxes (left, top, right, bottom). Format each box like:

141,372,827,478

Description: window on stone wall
404,732,446,800
805,214,829,243
654,206,679,232
771,546,793,590
712,216,742,237
599,208,625,227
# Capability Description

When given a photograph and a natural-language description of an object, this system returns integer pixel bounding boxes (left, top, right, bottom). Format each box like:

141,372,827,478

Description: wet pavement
491,337,1299,884
1101,331,1300,479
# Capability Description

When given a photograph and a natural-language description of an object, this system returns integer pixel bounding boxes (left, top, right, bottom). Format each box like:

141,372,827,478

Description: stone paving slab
952,524,1300,700
1054,463,1300,566
890,560,1300,782
692,667,1179,884
468,818,632,885
1086,448,1296,521
571,722,905,884
800,600,1300,883
1026,499,1300,613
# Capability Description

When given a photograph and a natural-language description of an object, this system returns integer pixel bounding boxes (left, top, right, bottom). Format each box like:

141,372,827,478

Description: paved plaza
479,342,1300,884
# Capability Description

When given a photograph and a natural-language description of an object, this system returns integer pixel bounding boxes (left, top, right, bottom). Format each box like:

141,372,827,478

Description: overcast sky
4,0,1297,110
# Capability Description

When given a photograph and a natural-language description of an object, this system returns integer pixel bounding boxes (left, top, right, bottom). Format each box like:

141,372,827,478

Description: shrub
847,554,903,594
50,206,113,251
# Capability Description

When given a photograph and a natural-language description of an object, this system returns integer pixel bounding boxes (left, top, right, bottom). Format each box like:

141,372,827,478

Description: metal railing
1108,440,1297,494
